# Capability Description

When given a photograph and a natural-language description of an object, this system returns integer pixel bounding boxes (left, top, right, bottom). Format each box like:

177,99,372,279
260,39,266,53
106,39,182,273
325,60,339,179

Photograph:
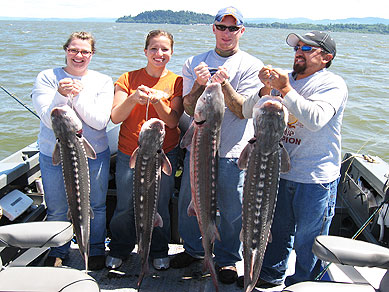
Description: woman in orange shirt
107,30,183,270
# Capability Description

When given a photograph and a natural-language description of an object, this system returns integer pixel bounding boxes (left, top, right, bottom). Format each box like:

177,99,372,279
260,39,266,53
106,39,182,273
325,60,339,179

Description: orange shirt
115,68,183,156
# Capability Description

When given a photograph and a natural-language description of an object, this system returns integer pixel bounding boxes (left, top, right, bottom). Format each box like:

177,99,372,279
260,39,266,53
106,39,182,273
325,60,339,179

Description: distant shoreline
1,17,388,35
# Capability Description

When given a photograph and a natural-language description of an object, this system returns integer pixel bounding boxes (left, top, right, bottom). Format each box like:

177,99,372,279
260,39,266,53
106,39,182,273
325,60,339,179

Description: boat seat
0,221,73,249
312,235,389,269
0,221,100,292
283,235,389,292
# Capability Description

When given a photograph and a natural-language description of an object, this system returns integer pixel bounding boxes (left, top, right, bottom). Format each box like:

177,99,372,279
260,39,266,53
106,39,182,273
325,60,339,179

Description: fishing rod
0,84,40,120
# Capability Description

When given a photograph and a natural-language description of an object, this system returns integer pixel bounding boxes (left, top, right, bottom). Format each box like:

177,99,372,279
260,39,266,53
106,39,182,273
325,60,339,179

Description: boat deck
63,242,292,292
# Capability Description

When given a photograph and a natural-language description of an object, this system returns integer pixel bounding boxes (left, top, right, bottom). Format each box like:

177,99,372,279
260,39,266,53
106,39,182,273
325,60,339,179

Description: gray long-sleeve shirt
243,69,348,183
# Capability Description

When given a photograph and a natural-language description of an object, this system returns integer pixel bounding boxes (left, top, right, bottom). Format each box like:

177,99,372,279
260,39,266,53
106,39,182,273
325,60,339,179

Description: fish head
138,118,166,152
194,83,225,127
253,95,288,151
51,105,83,142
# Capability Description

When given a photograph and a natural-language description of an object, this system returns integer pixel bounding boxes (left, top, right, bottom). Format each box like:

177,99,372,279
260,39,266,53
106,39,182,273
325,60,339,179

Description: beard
293,58,306,75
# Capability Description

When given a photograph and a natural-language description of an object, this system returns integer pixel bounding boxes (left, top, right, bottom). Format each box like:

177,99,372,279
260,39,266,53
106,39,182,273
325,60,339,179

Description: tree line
246,22,389,34
116,10,214,25
116,10,389,35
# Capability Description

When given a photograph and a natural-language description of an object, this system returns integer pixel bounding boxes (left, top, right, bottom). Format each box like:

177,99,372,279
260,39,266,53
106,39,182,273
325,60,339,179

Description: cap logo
226,7,238,14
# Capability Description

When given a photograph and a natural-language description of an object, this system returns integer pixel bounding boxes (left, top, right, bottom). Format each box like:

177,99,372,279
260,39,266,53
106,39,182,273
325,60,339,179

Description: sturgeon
130,118,172,289
238,96,290,292
51,105,96,272
180,83,225,292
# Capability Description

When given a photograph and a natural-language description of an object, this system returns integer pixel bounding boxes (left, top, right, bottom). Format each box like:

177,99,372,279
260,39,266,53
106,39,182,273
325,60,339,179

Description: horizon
1,15,388,22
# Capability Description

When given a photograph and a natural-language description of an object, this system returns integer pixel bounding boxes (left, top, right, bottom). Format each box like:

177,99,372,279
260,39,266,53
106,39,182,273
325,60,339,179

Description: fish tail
244,249,261,292
204,255,219,292
137,255,149,289
137,272,145,290
137,261,149,290
84,251,88,273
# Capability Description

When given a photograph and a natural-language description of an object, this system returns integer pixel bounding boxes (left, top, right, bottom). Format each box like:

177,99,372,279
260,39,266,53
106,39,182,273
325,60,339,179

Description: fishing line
317,150,389,280
145,97,150,121
0,84,40,119
341,127,386,183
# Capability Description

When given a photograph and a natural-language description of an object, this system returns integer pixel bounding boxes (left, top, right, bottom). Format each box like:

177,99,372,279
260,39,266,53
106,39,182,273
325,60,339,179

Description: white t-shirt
181,49,263,158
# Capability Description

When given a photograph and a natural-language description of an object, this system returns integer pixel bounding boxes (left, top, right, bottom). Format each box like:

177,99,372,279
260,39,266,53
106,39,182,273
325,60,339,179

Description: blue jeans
260,177,339,286
39,147,110,258
108,148,178,259
178,151,244,267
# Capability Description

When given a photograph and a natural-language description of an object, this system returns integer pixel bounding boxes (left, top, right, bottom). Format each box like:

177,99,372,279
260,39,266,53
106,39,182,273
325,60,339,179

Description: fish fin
268,231,273,243
280,143,291,173
161,152,172,175
187,200,197,217
67,210,72,220
52,142,61,165
90,207,95,219
238,138,256,170
154,212,163,227
180,122,195,149
129,147,139,168
239,228,243,242
212,224,221,242
82,137,97,159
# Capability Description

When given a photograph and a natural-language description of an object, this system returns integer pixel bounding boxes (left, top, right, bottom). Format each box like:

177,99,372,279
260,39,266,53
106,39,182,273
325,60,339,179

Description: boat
1,123,389,291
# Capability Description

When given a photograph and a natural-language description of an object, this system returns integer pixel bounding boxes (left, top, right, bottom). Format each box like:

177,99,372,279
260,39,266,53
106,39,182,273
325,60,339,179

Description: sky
1,0,388,20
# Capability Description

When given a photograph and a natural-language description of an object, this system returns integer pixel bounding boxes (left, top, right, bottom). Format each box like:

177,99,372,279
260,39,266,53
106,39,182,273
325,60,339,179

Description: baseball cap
214,6,244,26
286,31,336,57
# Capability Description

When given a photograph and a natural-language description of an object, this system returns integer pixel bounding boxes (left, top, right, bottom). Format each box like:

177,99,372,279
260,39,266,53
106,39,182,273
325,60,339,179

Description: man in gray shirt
171,6,263,285
240,31,348,288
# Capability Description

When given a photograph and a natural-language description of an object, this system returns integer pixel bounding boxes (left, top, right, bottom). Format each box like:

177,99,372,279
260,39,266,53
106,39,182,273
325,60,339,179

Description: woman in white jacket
32,31,114,270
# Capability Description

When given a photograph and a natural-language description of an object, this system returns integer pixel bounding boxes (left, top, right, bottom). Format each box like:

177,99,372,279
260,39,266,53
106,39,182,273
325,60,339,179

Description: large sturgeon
51,105,96,272
238,96,290,292
180,83,225,292
130,118,172,289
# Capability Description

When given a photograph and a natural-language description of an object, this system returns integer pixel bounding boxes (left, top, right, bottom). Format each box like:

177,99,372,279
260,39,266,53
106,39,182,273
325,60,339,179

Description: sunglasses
67,48,93,57
215,24,242,32
293,45,322,52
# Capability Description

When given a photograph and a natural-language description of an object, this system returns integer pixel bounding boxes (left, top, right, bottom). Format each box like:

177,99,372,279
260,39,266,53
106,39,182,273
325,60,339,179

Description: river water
0,21,388,162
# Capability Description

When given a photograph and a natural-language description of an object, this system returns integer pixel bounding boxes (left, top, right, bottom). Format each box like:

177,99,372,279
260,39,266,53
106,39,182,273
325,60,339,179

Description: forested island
116,10,214,25
116,10,389,34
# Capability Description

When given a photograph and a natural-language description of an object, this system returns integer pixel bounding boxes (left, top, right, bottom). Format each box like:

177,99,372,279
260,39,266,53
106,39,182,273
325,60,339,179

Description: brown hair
145,30,174,50
63,31,96,52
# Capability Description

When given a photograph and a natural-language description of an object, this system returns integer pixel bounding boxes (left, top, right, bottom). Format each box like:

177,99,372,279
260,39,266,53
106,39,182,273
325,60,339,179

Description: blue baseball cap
214,6,244,26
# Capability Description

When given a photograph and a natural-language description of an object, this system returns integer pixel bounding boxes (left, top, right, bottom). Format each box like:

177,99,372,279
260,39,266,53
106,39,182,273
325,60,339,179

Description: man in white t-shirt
240,31,348,288
171,6,263,285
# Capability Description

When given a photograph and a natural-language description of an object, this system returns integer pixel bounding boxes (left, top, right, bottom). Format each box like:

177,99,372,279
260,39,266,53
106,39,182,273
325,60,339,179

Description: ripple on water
0,22,388,162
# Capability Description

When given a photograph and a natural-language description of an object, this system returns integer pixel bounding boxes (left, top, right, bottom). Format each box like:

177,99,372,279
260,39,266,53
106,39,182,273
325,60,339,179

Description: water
0,21,388,162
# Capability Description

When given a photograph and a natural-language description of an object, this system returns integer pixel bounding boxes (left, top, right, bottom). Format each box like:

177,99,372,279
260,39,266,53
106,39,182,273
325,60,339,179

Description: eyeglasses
66,48,93,57
293,45,322,52
215,24,242,32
